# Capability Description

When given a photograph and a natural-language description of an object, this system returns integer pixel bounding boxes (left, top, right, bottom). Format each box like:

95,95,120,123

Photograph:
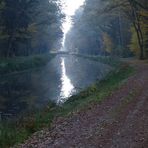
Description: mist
0,0,148,147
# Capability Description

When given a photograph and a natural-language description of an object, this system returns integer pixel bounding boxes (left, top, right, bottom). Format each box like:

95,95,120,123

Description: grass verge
0,54,55,75
57,64,135,116
72,54,121,67
0,64,135,148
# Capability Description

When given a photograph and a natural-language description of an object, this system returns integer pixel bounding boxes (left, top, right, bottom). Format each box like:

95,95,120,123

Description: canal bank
0,55,112,120
0,54,55,75
0,59,135,148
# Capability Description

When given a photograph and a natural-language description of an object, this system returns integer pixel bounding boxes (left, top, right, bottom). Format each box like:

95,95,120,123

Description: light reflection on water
58,57,75,104
0,55,113,119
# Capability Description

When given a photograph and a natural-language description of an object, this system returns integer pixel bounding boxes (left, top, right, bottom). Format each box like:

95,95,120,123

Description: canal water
0,54,112,119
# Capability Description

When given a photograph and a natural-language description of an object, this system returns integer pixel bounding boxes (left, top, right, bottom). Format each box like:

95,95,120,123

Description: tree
0,0,64,58
97,0,148,59
107,0,148,59
102,32,114,54
65,0,132,56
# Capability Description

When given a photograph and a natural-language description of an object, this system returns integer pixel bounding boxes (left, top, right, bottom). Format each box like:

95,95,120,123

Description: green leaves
0,0,64,58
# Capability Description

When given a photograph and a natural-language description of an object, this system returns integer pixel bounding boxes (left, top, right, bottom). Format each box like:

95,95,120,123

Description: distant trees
65,0,148,59
121,0,148,59
65,0,107,55
128,0,148,58
0,0,64,58
64,0,132,56
99,0,148,59
102,32,113,54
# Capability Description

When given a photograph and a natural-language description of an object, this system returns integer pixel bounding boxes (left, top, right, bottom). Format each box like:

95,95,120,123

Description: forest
0,0,147,59
0,0,64,58
0,0,148,148
65,0,148,59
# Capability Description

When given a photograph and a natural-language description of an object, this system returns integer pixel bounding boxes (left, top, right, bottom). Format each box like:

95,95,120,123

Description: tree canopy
65,0,148,59
0,0,64,58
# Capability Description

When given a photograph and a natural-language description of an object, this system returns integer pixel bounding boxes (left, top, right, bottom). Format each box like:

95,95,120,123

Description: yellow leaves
129,7,148,57
102,32,114,53
140,10,148,18
27,23,37,34
129,27,140,56
129,19,148,57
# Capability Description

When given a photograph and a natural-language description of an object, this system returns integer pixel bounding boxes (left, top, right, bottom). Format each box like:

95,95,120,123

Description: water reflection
0,55,113,119
58,57,75,104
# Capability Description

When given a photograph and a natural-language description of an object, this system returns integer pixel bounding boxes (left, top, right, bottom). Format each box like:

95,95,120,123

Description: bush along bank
0,54,55,75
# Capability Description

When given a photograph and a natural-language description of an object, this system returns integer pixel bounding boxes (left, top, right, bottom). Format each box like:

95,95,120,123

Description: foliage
129,9,148,57
65,0,132,57
64,0,148,59
102,32,114,53
0,54,55,75
0,0,64,58
110,0,148,59
129,26,140,56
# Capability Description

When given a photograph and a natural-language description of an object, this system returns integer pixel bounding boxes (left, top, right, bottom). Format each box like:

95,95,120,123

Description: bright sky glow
63,0,85,16
61,0,85,47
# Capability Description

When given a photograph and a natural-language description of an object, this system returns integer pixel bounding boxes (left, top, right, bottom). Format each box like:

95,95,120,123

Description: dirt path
18,61,148,148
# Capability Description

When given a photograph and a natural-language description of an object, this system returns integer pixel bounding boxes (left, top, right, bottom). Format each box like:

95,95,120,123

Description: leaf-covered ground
16,60,148,148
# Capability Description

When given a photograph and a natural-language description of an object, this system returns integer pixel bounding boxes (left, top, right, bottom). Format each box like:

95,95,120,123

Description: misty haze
0,0,148,147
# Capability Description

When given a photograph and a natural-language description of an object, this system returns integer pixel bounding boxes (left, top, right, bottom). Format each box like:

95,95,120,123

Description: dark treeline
65,0,148,59
0,0,64,58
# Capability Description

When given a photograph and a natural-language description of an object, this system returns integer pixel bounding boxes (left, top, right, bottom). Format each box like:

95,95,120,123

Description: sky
63,0,85,16
61,0,85,47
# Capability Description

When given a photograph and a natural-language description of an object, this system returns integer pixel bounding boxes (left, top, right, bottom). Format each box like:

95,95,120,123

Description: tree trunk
130,0,145,59
133,23,144,59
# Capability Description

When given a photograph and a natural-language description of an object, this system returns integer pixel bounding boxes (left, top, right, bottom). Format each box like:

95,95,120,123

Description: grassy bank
0,63,135,148
0,54,55,75
72,54,121,67
57,64,135,116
